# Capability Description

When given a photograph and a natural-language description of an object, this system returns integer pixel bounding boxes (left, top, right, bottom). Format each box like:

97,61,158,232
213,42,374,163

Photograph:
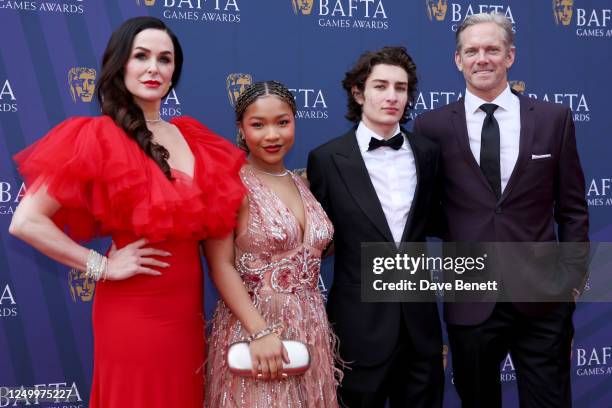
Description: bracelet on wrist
85,249,108,281
246,323,284,343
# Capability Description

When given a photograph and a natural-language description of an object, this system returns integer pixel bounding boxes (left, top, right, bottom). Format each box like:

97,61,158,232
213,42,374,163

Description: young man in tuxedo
413,13,589,407
307,47,444,408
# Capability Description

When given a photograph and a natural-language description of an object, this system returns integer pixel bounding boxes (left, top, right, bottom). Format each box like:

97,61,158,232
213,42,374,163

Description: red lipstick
143,80,161,88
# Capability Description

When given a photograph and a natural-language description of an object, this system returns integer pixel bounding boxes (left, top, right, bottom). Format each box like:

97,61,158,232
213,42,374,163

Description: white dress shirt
356,122,417,243
464,84,521,193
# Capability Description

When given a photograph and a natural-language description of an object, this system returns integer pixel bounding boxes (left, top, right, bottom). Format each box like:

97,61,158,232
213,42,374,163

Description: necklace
145,114,162,123
251,166,289,177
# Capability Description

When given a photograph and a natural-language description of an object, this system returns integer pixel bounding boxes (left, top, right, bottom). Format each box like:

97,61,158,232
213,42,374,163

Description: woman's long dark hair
97,17,183,180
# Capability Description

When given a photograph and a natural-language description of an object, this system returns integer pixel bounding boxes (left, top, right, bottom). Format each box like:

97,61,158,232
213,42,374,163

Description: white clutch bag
227,340,311,377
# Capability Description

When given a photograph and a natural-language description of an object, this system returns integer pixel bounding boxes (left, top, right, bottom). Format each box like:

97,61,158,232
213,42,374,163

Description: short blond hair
455,13,515,52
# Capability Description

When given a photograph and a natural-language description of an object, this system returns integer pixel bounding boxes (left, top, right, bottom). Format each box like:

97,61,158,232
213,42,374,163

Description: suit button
495,206,502,214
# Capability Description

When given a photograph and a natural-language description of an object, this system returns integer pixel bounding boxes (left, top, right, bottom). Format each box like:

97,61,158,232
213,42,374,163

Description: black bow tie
368,133,404,151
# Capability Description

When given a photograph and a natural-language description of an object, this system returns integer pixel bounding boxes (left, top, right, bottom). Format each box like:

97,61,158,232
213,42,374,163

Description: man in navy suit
308,47,444,408
413,13,589,408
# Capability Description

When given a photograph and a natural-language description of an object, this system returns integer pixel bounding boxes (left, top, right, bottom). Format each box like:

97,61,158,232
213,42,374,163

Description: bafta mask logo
426,0,448,21
136,0,156,5
226,73,253,107
509,80,526,94
553,0,574,26
68,268,95,303
291,0,314,15
68,67,96,103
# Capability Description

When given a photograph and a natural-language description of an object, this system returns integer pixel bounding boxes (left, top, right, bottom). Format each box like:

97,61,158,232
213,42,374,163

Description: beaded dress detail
206,166,341,408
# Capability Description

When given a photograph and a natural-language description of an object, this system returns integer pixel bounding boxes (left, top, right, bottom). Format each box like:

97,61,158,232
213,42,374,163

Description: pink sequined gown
206,166,340,408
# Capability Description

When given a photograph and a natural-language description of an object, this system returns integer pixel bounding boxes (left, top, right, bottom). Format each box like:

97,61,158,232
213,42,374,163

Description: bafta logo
509,80,526,94
553,0,574,26
68,67,96,103
226,73,253,107
291,0,314,15
426,0,448,21
136,0,156,5
68,268,95,303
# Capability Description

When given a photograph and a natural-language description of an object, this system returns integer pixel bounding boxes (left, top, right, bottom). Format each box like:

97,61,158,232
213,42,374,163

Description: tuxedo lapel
500,94,535,202
400,130,422,242
332,130,394,242
451,100,496,196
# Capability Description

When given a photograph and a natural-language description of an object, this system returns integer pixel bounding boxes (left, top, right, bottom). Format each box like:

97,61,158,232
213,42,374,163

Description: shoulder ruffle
172,116,246,239
14,115,246,242
14,117,106,241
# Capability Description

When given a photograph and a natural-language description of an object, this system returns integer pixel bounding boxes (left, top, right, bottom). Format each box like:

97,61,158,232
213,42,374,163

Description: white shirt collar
356,121,403,153
465,84,515,115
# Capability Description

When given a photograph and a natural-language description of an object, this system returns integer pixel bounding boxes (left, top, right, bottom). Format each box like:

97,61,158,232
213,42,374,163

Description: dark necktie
479,103,501,199
368,133,403,151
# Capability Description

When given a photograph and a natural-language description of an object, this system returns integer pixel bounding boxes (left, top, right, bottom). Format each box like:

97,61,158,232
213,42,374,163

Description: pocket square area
531,154,552,160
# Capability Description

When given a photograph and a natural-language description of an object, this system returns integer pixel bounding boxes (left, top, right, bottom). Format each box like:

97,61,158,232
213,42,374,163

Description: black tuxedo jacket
413,92,589,325
307,127,442,372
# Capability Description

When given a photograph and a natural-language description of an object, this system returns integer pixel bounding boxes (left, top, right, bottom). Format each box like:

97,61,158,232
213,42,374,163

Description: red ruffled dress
14,116,245,408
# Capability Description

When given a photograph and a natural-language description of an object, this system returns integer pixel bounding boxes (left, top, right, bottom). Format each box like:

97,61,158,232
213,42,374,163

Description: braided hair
234,81,297,153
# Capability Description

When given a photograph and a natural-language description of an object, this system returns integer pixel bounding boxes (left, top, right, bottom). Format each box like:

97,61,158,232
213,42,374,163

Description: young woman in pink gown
205,81,341,407
9,17,245,407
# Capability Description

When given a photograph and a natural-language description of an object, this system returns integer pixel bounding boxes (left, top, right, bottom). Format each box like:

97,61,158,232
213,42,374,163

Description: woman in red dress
9,17,244,407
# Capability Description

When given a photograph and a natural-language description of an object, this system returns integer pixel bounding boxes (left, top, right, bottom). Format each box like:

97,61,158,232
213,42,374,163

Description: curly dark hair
234,81,297,153
342,46,418,124
97,16,183,180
